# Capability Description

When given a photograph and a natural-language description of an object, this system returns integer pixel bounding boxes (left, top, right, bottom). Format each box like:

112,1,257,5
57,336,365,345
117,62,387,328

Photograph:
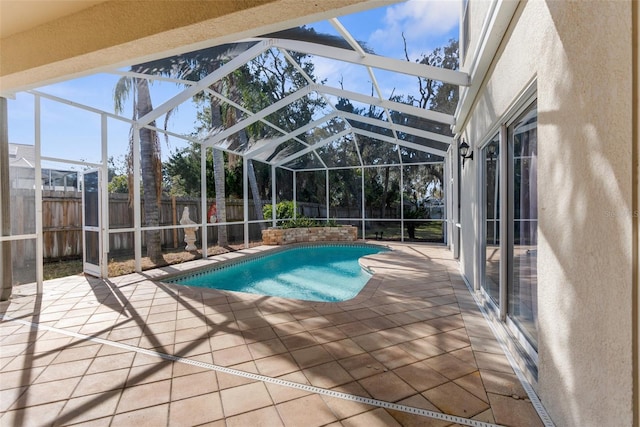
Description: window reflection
483,135,500,304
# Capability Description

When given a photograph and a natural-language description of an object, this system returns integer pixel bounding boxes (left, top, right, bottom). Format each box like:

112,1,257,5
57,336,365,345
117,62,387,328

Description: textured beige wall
0,0,373,94
460,1,633,426
538,2,632,425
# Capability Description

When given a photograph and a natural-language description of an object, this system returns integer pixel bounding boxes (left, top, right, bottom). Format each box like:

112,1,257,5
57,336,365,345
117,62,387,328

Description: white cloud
369,0,460,58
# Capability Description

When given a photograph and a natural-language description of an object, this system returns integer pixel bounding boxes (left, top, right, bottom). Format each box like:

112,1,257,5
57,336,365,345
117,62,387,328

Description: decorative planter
261,226,358,245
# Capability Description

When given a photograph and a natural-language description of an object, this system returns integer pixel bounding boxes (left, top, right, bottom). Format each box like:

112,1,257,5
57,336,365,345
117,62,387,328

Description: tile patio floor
0,243,547,426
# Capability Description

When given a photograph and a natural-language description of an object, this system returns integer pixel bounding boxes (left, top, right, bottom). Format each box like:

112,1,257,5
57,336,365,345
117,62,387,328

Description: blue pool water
167,244,388,302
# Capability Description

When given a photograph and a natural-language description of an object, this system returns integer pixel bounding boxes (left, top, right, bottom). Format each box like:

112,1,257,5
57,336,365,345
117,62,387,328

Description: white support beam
34,96,43,291
293,171,297,219
244,112,338,159
314,84,455,125
400,165,404,242
329,18,367,57
243,158,249,248
205,88,313,151
29,90,135,124
270,38,469,86
352,128,447,157
137,41,269,126
443,158,449,245
100,114,109,278
271,165,277,227
41,156,101,169
325,169,330,221
111,70,314,155
110,70,193,85
274,129,352,167
297,160,443,173
361,165,365,240
0,97,12,298
339,110,452,144
203,86,311,147
133,126,142,273
353,134,364,167
201,146,208,259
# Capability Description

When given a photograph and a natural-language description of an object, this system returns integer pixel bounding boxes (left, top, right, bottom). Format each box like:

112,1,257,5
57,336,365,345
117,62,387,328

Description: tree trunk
210,101,228,246
0,98,12,300
136,78,164,264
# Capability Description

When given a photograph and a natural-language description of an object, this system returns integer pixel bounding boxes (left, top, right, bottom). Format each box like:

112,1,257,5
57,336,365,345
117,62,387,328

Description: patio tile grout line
1,314,502,427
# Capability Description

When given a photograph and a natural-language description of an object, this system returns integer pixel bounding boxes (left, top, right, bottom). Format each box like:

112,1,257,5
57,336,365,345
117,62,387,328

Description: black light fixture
459,139,473,166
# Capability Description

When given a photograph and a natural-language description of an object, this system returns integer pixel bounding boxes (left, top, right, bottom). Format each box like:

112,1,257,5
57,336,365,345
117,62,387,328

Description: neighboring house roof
9,143,35,168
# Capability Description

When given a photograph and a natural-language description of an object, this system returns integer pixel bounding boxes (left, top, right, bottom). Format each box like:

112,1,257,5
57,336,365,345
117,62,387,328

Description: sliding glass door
482,135,500,304
508,102,538,351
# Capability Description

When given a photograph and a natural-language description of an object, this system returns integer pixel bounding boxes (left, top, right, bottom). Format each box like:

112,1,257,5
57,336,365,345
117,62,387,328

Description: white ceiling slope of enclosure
24,10,468,172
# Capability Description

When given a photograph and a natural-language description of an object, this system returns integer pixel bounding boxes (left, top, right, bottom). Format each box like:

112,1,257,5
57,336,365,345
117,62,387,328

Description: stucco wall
460,1,633,426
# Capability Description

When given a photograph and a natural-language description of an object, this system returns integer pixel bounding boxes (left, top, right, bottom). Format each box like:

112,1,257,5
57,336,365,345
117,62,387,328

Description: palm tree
131,42,260,248
114,75,164,264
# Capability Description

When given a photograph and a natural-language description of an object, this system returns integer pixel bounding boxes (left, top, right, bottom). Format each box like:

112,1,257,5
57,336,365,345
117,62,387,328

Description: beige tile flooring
0,243,546,427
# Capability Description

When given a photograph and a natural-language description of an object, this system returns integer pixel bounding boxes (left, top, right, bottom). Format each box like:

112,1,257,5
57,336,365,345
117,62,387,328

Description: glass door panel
508,102,538,350
482,135,500,304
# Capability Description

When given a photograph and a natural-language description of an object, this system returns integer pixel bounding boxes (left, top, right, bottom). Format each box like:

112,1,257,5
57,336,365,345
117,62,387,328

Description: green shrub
280,217,342,228
282,217,318,228
325,218,339,227
263,200,296,222
263,202,343,228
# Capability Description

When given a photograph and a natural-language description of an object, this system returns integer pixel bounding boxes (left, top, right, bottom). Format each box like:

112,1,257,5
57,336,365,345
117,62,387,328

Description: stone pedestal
183,228,198,251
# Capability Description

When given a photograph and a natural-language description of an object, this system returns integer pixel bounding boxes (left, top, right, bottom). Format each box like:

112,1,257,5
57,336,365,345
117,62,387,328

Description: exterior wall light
459,139,473,167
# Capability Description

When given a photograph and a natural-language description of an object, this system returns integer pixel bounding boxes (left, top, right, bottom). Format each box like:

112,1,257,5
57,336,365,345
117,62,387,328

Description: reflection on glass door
482,135,500,304
82,170,101,276
508,102,538,350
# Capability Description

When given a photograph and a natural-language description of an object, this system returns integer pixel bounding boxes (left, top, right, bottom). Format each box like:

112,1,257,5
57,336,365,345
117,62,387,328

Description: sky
6,0,460,171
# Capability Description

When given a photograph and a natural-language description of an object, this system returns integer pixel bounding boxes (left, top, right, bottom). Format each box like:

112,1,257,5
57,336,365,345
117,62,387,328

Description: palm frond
130,41,259,82
113,76,134,114
260,26,374,54
163,107,177,148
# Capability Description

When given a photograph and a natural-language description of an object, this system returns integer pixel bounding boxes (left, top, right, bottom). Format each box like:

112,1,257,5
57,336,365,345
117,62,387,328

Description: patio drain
2,315,501,427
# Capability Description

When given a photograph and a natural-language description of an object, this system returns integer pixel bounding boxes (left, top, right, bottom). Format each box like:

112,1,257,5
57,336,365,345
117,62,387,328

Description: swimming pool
166,244,388,302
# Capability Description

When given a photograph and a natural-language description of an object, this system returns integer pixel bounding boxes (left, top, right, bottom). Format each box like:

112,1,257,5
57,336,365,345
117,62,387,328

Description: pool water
167,244,388,302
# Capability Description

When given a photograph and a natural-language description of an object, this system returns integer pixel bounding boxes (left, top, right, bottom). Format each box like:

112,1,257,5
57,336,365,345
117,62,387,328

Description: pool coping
155,241,393,305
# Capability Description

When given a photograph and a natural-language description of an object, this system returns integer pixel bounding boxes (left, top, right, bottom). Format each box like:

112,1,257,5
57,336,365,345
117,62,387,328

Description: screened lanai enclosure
3,15,468,289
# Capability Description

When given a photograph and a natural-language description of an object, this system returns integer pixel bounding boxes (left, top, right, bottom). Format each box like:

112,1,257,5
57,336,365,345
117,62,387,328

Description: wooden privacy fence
107,194,269,255
10,190,269,263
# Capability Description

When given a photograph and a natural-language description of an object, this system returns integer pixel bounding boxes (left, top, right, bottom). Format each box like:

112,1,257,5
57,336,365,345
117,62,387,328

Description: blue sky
7,0,460,170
